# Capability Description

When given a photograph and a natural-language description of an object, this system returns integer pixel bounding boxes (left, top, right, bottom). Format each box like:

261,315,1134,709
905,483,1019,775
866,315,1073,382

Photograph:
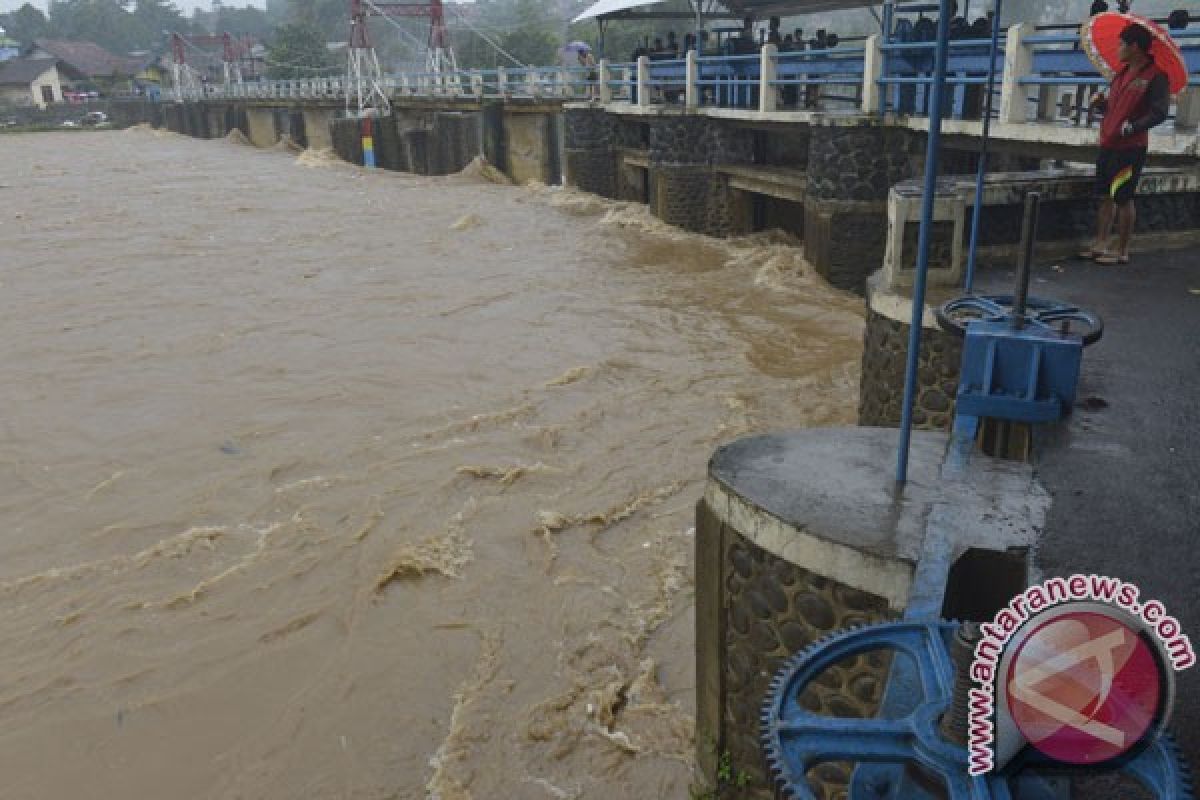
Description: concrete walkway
979,245,1200,766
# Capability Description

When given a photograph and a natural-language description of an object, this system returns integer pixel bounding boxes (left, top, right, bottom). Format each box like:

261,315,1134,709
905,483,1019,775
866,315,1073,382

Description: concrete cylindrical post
598,59,612,103
759,43,777,113
862,33,884,113
685,49,698,109
859,273,963,430
636,55,650,107
999,23,1032,124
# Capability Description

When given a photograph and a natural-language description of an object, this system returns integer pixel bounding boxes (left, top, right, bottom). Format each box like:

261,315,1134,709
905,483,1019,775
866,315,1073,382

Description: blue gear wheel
759,620,1194,800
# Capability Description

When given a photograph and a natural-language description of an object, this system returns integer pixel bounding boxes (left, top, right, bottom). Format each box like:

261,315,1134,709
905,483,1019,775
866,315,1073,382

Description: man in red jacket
1081,22,1170,265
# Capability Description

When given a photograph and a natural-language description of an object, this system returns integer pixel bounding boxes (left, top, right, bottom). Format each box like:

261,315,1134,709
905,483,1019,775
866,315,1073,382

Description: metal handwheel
935,295,1104,346
761,621,1192,800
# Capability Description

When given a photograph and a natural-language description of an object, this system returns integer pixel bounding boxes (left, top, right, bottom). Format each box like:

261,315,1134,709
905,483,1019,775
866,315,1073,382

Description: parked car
81,111,108,126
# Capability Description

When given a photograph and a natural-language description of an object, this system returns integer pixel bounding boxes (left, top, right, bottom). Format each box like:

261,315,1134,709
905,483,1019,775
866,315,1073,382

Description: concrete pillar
859,275,964,430
599,59,612,103
1175,87,1200,131
999,23,1033,125
694,426,1039,794
685,49,698,109
501,110,560,184
647,116,755,236
302,109,335,150
637,55,650,107
470,70,483,97
526,69,539,97
862,33,884,114
244,107,278,147
558,68,569,97
564,107,617,197
497,66,508,96
759,43,777,113
804,116,918,292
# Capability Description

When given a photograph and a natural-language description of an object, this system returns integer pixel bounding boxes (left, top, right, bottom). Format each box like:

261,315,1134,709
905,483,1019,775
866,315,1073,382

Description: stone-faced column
563,107,618,198
695,427,1041,797
647,115,753,236
804,116,918,292
858,272,963,431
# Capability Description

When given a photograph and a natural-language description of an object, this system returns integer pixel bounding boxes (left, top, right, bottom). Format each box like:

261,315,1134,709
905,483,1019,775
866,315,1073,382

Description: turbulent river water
0,128,863,799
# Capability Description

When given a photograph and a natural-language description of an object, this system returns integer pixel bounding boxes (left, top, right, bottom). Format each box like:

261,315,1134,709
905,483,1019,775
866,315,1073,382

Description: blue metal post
963,0,1004,292
880,0,894,114
896,0,954,486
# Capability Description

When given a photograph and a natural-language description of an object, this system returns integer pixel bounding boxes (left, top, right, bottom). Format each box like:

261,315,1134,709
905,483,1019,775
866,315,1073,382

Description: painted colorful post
361,115,376,168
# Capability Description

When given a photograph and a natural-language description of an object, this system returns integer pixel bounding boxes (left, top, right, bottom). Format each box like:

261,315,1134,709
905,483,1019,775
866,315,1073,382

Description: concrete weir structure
695,428,1042,795
117,71,1200,795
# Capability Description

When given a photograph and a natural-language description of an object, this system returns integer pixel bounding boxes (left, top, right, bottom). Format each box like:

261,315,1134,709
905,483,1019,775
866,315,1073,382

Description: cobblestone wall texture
431,112,482,174
858,305,963,430
563,107,616,149
803,208,889,293
566,150,618,198
720,520,894,799
654,166,735,236
971,193,1200,247
648,116,754,166
331,117,364,166
806,123,918,203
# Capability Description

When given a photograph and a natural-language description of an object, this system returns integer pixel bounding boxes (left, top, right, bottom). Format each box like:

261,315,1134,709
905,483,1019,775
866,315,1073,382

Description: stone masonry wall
806,123,917,204
804,121,920,293
331,116,364,166
648,116,754,166
697,500,895,799
654,166,737,236
858,305,963,430
564,107,618,198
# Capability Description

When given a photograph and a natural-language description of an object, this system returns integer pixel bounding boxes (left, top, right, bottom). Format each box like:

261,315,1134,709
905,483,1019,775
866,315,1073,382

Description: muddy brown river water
0,129,863,799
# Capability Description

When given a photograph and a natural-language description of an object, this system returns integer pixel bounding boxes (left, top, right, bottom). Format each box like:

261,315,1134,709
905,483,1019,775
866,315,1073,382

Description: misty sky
0,0,262,12
1,0,1187,29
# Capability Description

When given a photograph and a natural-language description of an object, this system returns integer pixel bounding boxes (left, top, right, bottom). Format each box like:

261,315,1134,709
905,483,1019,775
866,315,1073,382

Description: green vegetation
265,21,336,77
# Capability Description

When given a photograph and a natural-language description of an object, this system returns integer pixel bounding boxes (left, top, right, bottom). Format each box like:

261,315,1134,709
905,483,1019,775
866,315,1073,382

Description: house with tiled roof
0,56,62,108
26,39,143,92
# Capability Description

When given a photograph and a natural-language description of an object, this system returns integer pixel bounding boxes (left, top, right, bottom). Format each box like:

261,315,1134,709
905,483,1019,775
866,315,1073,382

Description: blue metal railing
147,22,1200,116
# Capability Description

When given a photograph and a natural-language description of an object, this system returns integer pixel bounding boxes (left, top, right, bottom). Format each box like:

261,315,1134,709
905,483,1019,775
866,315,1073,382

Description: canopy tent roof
574,0,915,24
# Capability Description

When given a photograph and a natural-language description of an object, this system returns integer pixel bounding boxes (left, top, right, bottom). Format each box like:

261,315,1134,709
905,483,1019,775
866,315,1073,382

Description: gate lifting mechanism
936,192,1103,439
760,195,1192,798
761,621,1194,799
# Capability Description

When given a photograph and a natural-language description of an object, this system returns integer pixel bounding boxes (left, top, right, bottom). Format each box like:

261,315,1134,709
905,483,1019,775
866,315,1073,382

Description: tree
0,3,49,47
215,5,274,40
266,21,336,77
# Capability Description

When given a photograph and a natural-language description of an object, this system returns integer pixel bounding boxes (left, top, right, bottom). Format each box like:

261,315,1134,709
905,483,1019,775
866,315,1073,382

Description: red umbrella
1081,12,1188,95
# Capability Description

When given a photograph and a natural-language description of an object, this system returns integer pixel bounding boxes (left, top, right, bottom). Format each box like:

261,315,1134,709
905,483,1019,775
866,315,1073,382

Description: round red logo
1005,611,1165,764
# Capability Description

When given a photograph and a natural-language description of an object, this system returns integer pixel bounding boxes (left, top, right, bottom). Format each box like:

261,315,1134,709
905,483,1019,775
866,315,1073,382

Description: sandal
1094,253,1130,265
1077,247,1102,259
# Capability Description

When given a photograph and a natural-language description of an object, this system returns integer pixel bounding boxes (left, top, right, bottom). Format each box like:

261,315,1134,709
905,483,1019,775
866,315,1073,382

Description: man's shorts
1095,147,1147,204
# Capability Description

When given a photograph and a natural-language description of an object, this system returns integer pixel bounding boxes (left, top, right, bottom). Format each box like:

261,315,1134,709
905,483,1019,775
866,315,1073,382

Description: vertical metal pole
879,0,894,115
896,0,954,486
963,0,1004,292
1012,191,1040,328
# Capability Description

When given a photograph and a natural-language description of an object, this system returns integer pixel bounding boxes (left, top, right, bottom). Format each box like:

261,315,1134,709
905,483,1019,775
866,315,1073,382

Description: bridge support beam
244,107,278,148
804,116,919,292
694,426,1040,795
645,116,755,237
300,109,334,150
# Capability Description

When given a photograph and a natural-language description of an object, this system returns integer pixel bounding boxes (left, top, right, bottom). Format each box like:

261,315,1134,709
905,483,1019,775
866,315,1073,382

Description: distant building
26,39,144,93
0,57,63,108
